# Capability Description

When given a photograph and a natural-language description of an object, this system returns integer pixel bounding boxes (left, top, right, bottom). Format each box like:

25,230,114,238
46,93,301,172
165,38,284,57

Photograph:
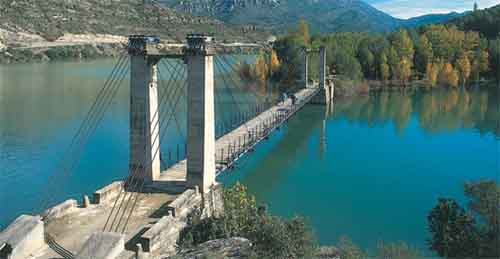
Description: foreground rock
166,238,253,259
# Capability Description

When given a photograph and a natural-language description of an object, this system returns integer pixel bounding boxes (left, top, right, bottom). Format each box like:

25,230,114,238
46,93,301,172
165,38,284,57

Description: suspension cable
106,65,187,232
103,59,185,232
39,51,130,214
118,79,188,233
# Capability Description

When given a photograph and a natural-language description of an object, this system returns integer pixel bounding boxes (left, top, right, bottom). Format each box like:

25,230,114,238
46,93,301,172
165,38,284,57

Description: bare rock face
166,237,252,259
164,0,281,17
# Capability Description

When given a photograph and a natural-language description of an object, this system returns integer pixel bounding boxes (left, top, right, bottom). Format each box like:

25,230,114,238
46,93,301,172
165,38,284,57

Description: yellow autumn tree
398,58,412,85
296,19,310,47
456,53,471,85
254,54,269,84
426,62,439,87
438,63,459,87
270,50,281,74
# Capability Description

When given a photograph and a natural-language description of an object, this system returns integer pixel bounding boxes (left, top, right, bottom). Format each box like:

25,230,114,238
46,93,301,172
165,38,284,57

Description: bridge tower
129,36,162,183
310,46,334,104
301,47,309,88
185,35,216,193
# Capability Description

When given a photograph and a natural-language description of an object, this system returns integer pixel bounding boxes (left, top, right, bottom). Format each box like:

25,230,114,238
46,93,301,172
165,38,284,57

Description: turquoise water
219,88,500,252
0,57,262,229
0,59,499,253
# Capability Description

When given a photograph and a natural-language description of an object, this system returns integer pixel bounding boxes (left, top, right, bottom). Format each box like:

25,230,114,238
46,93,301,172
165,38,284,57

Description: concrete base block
0,215,45,259
141,215,187,254
167,188,202,220
309,86,333,105
93,181,124,204
42,199,78,220
75,232,125,259
202,183,224,219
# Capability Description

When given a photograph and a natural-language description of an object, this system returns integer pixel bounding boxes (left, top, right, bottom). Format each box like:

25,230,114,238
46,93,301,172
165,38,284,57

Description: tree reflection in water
332,87,499,138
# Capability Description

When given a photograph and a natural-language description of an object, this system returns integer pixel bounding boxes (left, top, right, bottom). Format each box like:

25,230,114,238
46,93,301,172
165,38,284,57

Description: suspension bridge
0,34,334,259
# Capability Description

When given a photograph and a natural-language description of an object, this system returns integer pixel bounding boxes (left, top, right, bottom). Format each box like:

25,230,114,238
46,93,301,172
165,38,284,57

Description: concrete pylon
129,36,161,183
302,47,309,88
309,46,333,105
185,34,216,193
319,46,326,89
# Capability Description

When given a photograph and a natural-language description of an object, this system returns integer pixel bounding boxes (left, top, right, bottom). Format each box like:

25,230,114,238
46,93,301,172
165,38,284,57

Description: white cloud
369,0,500,19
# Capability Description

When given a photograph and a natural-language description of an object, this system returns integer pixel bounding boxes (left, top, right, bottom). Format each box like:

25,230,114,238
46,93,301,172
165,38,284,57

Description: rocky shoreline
0,31,128,64
0,43,126,64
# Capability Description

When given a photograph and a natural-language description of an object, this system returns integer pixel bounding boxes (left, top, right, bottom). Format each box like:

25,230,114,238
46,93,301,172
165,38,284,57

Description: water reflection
0,56,266,229
333,87,499,137
220,86,499,251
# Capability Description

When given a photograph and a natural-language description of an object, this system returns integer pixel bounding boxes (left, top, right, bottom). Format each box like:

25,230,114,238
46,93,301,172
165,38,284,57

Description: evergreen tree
415,35,434,76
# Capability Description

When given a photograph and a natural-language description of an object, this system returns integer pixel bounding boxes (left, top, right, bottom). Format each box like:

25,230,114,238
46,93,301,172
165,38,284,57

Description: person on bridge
281,92,288,105
291,94,297,105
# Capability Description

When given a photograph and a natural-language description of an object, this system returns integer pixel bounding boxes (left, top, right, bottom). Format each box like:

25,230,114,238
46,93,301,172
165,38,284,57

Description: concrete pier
185,35,216,193
0,35,331,259
310,46,333,104
319,46,326,89
302,47,309,88
129,38,162,183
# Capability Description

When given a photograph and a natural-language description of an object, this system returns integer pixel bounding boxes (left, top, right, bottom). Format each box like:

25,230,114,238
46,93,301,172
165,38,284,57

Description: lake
0,58,498,253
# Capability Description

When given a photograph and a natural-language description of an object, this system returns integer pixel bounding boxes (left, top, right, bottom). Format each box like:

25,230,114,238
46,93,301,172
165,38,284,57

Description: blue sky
363,0,500,18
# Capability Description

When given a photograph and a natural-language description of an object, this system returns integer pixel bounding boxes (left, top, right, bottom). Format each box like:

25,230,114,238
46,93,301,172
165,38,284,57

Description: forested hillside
449,4,500,39
272,20,499,91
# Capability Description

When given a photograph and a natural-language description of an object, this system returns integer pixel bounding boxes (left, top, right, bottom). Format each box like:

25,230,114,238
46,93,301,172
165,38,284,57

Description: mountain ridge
159,0,464,33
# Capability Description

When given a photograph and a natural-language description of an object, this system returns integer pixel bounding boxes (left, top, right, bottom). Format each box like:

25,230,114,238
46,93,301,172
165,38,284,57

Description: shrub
178,182,317,258
427,180,500,258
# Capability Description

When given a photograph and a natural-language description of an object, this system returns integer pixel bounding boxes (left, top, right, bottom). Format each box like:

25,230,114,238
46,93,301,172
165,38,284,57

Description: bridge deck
33,86,319,258
149,86,319,192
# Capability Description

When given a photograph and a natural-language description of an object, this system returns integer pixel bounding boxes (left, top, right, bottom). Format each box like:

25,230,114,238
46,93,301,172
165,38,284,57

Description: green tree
428,181,500,258
390,29,415,61
179,183,317,258
489,38,500,82
334,49,363,80
472,49,489,81
464,180,500,256
428,199,480,258
358,45,375,78
415,35,434,76
387,47,399,80
379,53,390,82
336,236,365,259
377,241,422,259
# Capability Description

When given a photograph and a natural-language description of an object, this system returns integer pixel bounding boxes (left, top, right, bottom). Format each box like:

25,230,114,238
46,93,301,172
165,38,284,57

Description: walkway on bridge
147,86,319,193
33,85,320,259
0,34,333,259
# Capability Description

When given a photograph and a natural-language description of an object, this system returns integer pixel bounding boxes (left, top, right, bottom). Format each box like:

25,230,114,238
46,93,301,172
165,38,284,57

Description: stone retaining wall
93,181,124,205
140,184,223,256
42,199,78,220
0,215,45,259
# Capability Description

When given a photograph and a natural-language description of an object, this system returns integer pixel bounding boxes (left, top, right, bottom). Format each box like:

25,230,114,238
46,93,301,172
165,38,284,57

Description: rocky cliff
0,0,267,43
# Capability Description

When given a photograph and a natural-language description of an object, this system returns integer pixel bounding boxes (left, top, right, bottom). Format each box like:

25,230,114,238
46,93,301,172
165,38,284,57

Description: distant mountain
0,0,267,42
447,4,500,39
401,12,465,28
159,0,463,33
